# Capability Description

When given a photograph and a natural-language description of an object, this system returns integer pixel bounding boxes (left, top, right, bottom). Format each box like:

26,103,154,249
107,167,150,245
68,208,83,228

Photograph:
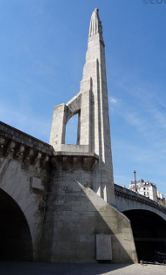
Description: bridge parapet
0,121,53,167
0,121,53,154
115,184,166,214
0,122,98,170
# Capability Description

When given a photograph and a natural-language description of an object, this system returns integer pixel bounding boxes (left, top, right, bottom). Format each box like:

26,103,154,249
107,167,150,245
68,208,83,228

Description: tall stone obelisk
50,8,115,204
79,8,115,204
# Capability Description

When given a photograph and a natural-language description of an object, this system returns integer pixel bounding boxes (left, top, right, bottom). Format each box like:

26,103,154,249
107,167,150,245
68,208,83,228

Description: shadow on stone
40,177,137,264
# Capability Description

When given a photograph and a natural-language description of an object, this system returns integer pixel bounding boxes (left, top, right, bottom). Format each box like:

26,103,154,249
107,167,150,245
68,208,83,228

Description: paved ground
0,263,166,275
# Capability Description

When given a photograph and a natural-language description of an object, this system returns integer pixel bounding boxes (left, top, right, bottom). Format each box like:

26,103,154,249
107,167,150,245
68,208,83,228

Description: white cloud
110,96,118,104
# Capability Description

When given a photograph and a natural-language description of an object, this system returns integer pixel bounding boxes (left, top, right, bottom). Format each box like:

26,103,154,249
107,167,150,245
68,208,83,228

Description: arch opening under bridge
0,188,33,261
123,209,166,262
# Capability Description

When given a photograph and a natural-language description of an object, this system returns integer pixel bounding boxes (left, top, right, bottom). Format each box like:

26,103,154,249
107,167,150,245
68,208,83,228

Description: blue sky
0,0,166,194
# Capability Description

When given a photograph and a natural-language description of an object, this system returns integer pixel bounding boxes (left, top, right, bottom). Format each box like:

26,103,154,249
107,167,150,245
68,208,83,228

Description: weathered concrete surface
0,263,165,275
42,165,137,263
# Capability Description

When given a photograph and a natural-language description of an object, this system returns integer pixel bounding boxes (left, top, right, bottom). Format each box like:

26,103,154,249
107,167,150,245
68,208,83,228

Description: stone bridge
115,184,166,221
0,121,166,263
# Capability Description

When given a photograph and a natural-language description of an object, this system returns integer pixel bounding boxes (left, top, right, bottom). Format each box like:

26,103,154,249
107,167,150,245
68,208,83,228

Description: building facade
129,179,165,206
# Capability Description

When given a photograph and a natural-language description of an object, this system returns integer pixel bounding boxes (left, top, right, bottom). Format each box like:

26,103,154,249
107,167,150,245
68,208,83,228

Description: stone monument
47,9,137,263
0,8,137,264
50,8,115,204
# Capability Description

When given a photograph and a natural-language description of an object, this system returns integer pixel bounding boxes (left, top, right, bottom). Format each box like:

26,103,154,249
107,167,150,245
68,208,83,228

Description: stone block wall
41,159,137,263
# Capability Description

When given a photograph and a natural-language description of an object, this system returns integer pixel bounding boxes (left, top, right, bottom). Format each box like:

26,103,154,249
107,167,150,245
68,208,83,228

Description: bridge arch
0,188,33,261
0,157,46,261
123,209,166,262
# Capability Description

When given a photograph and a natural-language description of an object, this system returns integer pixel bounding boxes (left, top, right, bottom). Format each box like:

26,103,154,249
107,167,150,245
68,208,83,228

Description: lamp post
133,170,137,192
